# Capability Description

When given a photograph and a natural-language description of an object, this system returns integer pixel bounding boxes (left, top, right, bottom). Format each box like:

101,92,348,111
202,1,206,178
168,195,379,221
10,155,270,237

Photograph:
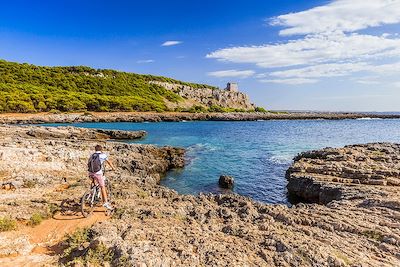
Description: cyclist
87,144,115,210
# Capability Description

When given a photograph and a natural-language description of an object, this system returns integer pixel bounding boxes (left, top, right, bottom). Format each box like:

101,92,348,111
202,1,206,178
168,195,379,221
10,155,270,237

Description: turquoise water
48,119,400,204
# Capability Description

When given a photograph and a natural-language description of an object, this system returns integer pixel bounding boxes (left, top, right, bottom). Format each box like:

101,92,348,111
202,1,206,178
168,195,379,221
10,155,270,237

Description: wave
356,117,382,120
269,154,293,164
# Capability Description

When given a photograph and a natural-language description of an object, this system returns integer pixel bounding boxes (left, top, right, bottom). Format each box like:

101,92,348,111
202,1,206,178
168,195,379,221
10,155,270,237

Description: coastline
0,125,399,266
1,111,400,124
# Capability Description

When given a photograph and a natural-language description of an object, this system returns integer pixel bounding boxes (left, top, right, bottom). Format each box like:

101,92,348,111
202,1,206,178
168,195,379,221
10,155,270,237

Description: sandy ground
0,211,107,266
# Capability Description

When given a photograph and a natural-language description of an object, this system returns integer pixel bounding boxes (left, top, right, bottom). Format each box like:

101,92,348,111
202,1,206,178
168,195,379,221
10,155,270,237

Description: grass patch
333,251,352,265
61,228,119,266
23,179,37,188
136,189,149,199
47,203,61,217
173,213,187,222
361,230,384,242
28,212,44,226
0,217,17,232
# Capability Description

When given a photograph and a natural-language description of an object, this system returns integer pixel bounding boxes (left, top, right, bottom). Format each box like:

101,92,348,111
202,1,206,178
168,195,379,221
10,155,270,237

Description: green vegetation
255,107,268,112
0,217,17,232
0,60,266,113
61,228,123,266
361,230,384,242
28,212,44,226
23,179,37,188
0,60,218,113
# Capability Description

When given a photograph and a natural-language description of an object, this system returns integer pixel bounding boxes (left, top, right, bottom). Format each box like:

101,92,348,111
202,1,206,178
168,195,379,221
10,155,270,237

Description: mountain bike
80,175,113,218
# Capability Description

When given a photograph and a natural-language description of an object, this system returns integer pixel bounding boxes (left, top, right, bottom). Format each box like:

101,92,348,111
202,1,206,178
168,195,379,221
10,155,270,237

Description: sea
47,118,400,204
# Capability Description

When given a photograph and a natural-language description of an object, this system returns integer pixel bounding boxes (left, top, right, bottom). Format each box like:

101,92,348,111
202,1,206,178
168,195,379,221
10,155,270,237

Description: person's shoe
103,202,114,210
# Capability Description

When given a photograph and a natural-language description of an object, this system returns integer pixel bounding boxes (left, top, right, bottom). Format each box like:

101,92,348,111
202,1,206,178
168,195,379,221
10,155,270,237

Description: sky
1,0,400,111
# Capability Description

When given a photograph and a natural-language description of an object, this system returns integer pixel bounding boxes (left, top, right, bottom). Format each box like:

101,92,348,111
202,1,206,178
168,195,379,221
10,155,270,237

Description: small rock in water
219,175,234,189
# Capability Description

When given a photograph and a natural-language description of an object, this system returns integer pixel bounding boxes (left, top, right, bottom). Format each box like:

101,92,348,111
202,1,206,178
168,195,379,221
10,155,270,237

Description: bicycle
81,175,113,218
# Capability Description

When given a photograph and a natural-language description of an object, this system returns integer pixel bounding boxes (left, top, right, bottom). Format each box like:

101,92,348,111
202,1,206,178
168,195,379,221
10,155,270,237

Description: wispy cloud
268,62,400,79
207,0,400,85
260,78,318,85
207,33,400,69
161,40,182,47
207,69,255,78
270,0,400,36
136,59,155,64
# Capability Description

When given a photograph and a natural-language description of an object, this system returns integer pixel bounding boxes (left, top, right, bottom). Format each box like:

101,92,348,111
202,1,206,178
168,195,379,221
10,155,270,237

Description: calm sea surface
48,119,400,204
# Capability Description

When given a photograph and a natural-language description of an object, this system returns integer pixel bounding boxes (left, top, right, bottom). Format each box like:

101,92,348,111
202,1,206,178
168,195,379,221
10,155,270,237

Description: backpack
88,153,102,173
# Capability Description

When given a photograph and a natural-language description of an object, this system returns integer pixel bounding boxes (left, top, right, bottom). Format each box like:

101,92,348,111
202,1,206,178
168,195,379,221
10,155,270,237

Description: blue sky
1,0,400,111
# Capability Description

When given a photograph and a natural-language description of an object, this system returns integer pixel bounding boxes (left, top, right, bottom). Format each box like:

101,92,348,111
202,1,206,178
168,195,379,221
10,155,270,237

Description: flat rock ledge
0,125,146,140
286,143,400,204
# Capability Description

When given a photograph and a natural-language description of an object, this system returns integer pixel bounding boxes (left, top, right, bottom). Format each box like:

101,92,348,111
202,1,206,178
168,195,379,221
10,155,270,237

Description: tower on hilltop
225,82,239,92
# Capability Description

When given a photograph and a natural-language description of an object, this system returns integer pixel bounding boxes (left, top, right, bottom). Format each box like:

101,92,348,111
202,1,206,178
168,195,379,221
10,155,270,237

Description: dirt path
0,211,107,266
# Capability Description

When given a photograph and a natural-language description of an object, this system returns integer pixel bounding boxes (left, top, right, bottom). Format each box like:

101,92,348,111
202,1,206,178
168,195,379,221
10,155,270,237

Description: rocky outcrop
2,112,400,125
0,126,183,222
286,143,400,203
150,81,255,110
0,125,146,140
84,143,399,267
1,128,399,266
219,175,234,189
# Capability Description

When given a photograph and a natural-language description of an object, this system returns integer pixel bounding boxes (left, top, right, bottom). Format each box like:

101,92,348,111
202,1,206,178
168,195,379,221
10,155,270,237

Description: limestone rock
150,81,255,110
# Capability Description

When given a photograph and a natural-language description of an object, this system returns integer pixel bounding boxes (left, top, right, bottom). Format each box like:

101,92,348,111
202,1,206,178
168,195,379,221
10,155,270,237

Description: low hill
0,60,256,113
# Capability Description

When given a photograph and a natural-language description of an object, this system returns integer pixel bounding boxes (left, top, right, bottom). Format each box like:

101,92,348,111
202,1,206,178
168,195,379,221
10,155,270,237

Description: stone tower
225,82,239,92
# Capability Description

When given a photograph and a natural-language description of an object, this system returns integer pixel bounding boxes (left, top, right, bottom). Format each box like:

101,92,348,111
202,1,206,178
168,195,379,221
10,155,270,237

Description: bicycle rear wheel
81,189,96,218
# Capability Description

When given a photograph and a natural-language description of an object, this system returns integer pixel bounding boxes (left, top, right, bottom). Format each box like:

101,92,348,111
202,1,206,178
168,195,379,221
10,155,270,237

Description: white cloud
207,69,255,78
206,0,400,85
269,62,400,79
161,41,182,47
207,33,400,68
356,80,380,85
269,63,367,78
260,78,318,85
270,0,400,36
136,59,155,64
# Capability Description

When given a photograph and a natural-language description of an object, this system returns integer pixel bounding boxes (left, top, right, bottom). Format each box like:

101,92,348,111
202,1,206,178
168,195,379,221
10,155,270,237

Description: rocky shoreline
1,111,400,124
0,126,399,266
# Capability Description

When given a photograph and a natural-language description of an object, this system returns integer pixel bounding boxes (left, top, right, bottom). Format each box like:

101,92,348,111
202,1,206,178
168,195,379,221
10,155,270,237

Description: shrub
0,217,17,232
188,105,207,113
23,179,37,188
255,107,267,112
28,212,44,226
83,111,93,116
48,109,61,114
361,230,384,241
61,228,114,266
47,203,61,217
208,105,224,113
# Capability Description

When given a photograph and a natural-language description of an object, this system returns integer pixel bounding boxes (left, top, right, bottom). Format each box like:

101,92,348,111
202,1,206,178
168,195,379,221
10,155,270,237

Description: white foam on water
356,117,382,120
269,154,293,164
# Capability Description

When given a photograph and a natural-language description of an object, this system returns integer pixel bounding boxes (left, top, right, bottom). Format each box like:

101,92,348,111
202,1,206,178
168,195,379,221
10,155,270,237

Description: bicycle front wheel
81,190,95,218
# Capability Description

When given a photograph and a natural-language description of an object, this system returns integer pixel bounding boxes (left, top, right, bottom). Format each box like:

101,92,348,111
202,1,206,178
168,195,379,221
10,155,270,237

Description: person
87,144,115,210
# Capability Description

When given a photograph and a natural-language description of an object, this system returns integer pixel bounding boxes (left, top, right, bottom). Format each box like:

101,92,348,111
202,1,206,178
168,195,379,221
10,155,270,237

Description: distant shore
1,111,400,124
